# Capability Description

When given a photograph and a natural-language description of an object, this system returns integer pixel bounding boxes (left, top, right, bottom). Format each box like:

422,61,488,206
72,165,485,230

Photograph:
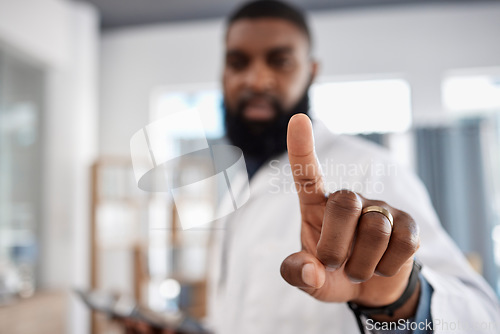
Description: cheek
280,70,310,109
223,72,239,109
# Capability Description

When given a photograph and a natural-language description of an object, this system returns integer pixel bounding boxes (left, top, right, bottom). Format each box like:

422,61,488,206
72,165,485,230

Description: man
207,1,500,333
122,1,499,333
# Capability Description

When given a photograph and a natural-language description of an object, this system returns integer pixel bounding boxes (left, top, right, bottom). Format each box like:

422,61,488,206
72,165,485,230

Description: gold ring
361,205,394,228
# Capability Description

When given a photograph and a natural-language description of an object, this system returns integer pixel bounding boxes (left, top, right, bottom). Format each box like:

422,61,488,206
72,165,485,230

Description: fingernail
302,263,317,287
325,264,340,272
347,275,364,284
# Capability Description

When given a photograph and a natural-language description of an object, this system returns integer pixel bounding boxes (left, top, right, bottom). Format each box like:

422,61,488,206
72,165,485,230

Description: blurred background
1,0,500,333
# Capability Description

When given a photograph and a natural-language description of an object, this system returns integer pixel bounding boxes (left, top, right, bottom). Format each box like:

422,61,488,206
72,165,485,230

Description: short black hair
227,0,311,43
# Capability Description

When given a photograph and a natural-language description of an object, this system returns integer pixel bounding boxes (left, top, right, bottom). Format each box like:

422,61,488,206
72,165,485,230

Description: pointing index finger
287,114,326,206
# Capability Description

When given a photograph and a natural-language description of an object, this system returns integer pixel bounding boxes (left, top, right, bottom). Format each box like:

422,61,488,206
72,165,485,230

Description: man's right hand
280,114,421,321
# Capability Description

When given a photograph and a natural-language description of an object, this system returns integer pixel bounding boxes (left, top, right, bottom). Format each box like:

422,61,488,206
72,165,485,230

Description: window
310,79,412,134
443,73,500,112
151,88,223,139
441,70,500,293
0,49,44,301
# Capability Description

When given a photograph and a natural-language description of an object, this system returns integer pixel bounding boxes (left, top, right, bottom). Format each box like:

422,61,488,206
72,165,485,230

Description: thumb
280,251,326,289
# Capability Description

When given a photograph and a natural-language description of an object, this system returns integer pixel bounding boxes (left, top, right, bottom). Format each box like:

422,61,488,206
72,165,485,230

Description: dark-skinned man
121,1,500,333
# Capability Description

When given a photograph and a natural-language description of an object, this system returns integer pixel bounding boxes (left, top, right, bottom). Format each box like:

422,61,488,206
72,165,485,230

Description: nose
244,61,276,92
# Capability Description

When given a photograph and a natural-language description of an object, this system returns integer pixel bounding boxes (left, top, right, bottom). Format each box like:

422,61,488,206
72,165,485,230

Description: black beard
223,90,310,163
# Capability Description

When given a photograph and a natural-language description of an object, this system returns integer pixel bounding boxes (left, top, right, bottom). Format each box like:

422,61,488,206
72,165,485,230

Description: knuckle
375,265,398,277
392,216,420,254
396,211,419,233
396,210,413,224
327,190,362,215
316,247,347,267
359,217,392,241
345,266,372,282
391,235,419,255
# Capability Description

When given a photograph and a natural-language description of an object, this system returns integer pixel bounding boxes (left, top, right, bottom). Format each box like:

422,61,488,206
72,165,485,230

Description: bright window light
159,278,181,300
152,89,224,139
310,79,412,134
152,79,412,138
443,75,500,112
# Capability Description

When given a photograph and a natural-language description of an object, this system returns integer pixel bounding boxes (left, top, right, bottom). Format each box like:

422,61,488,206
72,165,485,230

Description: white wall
311,3,500,122
0,1,99,333
0,0,70,67
100,19,225,156
44,3,99,334
100,2,500,157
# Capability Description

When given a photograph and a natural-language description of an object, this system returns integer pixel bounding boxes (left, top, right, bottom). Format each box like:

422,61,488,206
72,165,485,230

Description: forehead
225,18,309,52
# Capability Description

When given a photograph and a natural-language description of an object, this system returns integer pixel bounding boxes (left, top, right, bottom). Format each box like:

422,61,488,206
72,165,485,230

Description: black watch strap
347,260,422,333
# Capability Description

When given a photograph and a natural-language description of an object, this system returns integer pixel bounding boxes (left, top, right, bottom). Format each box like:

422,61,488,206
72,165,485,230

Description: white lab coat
207,121,500,334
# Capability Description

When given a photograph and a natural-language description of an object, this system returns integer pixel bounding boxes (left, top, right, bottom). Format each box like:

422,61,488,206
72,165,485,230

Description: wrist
348,260,422,321
370,279,421,321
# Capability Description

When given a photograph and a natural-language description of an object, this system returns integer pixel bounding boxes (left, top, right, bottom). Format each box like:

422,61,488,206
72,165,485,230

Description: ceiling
74,0,499,30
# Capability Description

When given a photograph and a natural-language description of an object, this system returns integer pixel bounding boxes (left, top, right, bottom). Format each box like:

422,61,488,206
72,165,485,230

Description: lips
242,98,276,121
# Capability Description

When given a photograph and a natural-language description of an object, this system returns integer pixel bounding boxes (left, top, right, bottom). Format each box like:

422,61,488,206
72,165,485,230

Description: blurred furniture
90,157,149,334
90,152,214,334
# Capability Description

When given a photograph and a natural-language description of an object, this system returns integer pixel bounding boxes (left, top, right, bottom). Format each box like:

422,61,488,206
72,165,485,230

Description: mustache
235,92,283,117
